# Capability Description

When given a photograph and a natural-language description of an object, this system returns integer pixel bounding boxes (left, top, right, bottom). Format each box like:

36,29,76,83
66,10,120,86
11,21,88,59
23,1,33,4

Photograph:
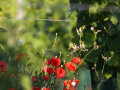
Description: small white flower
108,57,111,61
92,67,94,70
79,28,82,32
105,57,108,60
72,46,77,50
18,38,24,45
91,27,94,31
71,81,76,86
76,29,80,35
81,44,85,48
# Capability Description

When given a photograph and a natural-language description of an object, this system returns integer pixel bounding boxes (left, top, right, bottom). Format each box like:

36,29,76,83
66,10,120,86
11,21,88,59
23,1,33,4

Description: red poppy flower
64,79,80,90
32,86,40,90
43,75,49,81
0,61,7,72
42,65,47,73
15,57,21,62
63,87,75,90
33,76,37,82
47,67,55,75
56,67,66,75
47,56,60,67
9,88,15,90
72,79,80,87
64,79,72,88
65,62,76,71
71,57,83,65
42,66,55,75
55,67,66,78
41,87,50,90
18,53,26,57
46,59,51,65
55,74,65,78
15,53,26,62
74,79,80,84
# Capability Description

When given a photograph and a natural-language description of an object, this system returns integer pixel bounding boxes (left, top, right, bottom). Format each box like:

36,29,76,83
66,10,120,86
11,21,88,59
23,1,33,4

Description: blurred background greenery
0,0,77,89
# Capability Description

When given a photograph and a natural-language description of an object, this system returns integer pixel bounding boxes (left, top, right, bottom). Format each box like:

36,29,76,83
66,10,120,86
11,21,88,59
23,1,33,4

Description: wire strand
0,17,72,22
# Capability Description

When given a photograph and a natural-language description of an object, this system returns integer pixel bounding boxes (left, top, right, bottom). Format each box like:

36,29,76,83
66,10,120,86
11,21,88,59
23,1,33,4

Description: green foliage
0,0,74,89
21,75,32,90
70,0,120,89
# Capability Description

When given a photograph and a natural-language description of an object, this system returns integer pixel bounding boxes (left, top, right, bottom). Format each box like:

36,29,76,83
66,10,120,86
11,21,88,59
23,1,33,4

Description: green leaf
89,3,99,14
21,75,32,90
110,16,118,25
82,29,94,48
106,54,119,67
85,48,101,63
104,17,109,21
70,11,77,27
104,71,112,79
0,27,7,32
94,72,99,82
